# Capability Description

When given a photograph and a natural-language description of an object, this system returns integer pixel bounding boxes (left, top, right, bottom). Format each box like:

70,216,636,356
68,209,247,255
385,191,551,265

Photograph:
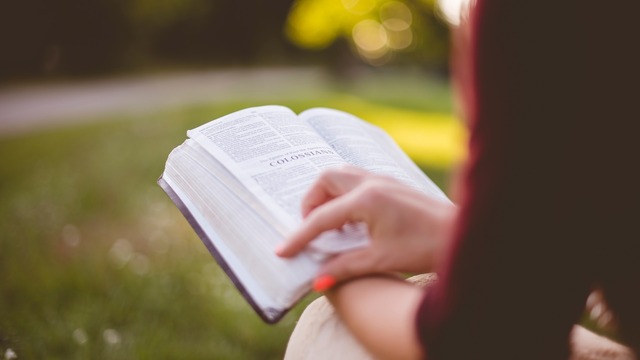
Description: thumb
312,247,381,291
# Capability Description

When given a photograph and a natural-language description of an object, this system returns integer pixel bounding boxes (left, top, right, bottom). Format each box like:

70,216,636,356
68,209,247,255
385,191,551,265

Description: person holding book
276,1,640,359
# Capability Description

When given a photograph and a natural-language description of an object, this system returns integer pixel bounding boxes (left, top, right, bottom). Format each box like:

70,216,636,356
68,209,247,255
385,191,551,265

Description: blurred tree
285,0,450,70
53,0,132,75
0,0,132,80
0,0,451,81
0,0,299,80
0,0,52,80
140,0,298,66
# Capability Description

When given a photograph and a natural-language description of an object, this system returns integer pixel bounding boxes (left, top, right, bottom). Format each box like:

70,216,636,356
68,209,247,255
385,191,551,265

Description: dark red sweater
416,1,640,358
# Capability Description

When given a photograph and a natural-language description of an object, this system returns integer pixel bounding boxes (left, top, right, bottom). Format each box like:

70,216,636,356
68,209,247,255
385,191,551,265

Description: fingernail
312,275,336,292
274,244,285,256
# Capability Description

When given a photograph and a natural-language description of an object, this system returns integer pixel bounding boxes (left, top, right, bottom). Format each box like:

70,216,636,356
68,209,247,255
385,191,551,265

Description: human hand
275,166,456,289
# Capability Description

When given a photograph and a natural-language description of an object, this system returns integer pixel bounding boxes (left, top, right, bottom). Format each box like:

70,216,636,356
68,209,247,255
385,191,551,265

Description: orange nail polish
312,275,336,292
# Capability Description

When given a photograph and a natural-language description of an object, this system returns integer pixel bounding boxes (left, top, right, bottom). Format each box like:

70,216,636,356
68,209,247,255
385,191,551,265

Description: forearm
325,275,425,360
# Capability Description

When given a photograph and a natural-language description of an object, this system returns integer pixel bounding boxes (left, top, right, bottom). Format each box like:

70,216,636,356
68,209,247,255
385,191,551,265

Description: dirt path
0,67,331,136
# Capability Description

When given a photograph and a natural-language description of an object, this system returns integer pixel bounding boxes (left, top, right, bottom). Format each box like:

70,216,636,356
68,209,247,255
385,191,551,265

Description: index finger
301,166,368,217
276,189,365,257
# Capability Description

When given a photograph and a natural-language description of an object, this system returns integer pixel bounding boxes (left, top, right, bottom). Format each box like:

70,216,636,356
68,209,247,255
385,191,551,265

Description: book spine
157,174,286,324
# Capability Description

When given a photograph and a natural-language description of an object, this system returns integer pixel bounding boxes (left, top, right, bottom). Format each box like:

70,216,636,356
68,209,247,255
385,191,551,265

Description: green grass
0,81,462,358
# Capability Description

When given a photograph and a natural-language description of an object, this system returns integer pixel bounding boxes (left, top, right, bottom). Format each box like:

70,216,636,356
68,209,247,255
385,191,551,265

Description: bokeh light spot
341,0,376,15
387,28,413,50
108,238,134,268
4,349,17,360
130,254,151,276
437,0,473,26
72,328,88,345
380,1,412,31
102,329,121,346
353,19,388,53
62,224,81,247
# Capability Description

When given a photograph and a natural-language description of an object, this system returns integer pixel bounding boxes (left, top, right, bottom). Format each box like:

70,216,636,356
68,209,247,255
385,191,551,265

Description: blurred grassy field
0,74,465,359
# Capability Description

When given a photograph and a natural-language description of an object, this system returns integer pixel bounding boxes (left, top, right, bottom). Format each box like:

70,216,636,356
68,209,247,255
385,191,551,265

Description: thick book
158,105,448,323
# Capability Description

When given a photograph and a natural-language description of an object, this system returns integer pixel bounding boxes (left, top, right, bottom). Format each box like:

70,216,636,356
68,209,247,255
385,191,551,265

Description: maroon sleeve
416,1,640,358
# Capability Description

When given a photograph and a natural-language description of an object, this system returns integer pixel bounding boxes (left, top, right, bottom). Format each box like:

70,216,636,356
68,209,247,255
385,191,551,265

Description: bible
158,105,448,323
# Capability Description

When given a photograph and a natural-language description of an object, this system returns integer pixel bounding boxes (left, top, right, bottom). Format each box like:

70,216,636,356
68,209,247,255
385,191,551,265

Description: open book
158,105,448,323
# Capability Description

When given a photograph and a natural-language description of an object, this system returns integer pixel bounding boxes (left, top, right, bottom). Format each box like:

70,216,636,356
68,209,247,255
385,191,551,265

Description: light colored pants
284,274,635,360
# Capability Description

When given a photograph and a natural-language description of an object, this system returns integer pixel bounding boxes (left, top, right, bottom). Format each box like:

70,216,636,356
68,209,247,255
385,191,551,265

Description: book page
300,108,449,202
162,141,320,314
187,106,369,253
188,106,344,228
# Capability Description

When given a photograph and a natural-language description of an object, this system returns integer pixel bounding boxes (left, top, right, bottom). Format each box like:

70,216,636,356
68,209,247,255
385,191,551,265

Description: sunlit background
0,0,472,358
